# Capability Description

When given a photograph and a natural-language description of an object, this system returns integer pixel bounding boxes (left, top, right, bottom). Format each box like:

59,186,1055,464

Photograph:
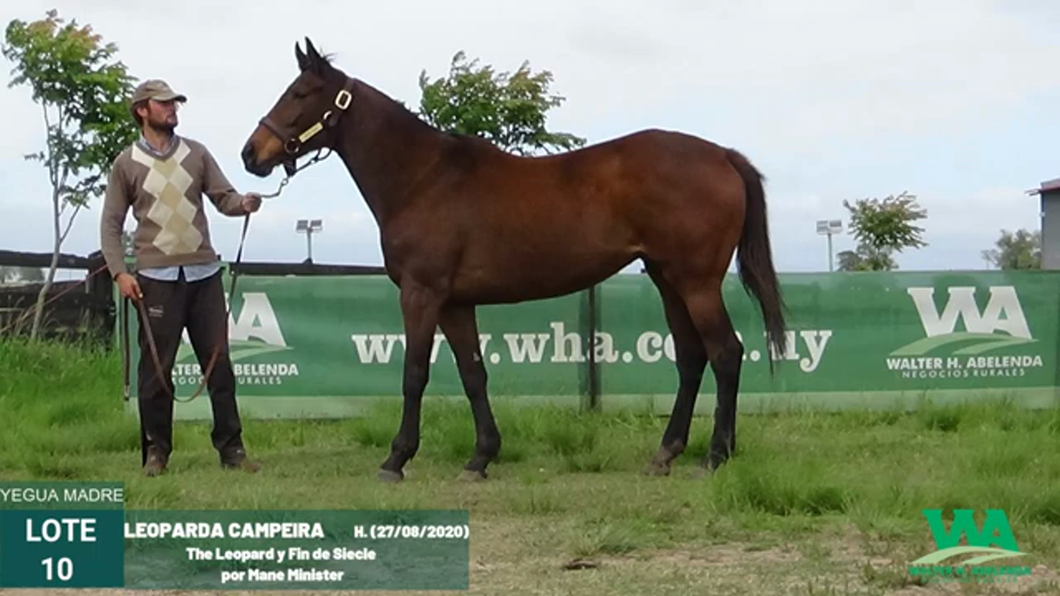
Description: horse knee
710,336,743,371
676,357,706,386
459,362,487,393
673,338,708,382
403,364,430,396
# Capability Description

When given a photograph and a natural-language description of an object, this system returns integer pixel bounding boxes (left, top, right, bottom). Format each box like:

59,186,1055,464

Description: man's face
139,98,180,131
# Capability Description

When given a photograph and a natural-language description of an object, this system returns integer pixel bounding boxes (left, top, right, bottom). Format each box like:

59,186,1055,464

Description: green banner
120,270,1060,418
599,271,1060,397
123,274,589,418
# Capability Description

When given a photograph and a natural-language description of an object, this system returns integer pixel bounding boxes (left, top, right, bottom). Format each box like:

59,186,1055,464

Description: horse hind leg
643,263,709,476
681,278,743,472
651,267,744,474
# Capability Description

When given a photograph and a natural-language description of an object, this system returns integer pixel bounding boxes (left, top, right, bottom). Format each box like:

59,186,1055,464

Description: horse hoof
458,469,487,482
705,453,730,472
378,469,404,483
643,462,671,477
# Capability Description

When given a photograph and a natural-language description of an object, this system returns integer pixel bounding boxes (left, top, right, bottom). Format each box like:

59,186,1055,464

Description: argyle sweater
99,135,249,279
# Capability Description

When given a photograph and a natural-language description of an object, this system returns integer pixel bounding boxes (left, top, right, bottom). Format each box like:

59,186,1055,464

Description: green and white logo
908,509,1031,583
174,292,299,386
886,286,1044,380
899,286,1035,355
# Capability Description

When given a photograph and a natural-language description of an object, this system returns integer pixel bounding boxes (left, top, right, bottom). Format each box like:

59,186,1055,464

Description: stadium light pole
816,219,842,272
295,219,323,262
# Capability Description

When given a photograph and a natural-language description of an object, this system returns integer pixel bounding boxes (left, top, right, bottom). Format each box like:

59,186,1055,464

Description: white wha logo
175,292,298,385
227,292,288,349
886,285,1043,378
893,286,1035,356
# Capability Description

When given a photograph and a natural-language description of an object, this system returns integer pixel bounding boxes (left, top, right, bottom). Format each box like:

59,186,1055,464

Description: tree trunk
30,188,62,340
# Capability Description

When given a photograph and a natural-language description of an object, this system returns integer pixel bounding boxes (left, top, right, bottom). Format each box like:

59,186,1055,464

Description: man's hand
116,273,142,300
242,192,262,214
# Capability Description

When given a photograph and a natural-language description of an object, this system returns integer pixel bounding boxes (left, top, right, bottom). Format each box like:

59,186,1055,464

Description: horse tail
725,148,787,374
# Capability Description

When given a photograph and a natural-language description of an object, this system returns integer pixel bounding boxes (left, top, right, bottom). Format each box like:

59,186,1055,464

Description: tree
840,191,927,271
3,10,138,339
416,51,587,155
836,246,874,272
982,228,1041,270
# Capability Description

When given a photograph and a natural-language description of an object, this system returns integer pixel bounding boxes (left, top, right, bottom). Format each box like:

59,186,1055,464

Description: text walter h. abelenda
887,355,1044,379
173,362,299,386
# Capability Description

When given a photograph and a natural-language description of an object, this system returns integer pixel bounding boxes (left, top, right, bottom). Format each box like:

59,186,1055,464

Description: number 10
41,557,73,581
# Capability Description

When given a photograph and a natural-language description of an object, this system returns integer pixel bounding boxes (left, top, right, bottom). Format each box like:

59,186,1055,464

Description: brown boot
143,448,167,477
221,449,261,473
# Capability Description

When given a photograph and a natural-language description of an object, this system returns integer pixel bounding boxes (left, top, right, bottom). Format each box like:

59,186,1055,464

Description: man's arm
201,146,252,216
100,162,131,279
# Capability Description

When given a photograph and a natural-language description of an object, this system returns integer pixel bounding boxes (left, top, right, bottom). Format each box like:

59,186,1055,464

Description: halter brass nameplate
297,122,324,143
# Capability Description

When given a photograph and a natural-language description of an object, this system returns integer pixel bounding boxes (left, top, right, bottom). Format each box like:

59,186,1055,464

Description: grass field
1,337,1059,595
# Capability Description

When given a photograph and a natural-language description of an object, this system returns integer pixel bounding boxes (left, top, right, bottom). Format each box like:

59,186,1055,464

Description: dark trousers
136,269,244,466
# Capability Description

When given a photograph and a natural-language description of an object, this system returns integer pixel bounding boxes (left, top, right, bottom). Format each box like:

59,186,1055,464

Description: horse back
383,128,746,303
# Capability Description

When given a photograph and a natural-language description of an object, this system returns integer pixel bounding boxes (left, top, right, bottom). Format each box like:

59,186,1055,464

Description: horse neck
333,80,444,226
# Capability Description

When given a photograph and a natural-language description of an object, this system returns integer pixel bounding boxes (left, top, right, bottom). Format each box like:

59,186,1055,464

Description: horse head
241,37,356,178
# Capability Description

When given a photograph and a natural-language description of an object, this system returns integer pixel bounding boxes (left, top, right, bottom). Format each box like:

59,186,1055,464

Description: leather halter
258,77,355,174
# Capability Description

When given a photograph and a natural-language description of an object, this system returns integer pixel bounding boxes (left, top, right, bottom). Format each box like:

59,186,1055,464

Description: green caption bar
123,509,470,591
1,483,469,590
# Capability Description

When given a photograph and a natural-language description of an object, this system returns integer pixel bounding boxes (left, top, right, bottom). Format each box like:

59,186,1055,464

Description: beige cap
131,79,187,104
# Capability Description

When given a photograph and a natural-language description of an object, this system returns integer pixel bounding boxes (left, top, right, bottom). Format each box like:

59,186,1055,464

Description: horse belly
452,230,634,304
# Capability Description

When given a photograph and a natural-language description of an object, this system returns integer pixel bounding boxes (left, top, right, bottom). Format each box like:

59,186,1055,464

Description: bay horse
241,38,787,483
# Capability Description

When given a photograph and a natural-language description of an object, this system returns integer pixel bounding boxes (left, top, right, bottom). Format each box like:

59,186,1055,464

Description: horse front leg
439,304,500,481
379,283,443,483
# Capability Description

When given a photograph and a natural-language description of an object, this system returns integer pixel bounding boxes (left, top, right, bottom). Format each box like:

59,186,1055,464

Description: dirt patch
585,540,803,569
875,564,1060,596
568,535,1060,596
828,527,1060,596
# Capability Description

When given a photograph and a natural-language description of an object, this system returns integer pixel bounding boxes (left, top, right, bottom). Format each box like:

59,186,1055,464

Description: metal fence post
585,284,600,411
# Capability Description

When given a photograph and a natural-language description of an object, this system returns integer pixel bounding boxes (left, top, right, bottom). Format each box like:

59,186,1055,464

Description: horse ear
295,41,309,71
305,37,322,63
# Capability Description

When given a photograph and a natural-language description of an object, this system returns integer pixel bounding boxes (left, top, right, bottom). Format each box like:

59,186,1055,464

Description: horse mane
310,47,519,163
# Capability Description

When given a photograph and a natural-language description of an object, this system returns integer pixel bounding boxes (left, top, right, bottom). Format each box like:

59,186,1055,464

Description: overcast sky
3,0,1059,279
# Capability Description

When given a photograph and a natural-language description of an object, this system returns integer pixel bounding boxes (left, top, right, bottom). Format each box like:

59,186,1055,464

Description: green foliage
839,191,927,271
982,228,1041,270
4,9,138,207
836,246,880,272
3,9,139,338
417,51,587,156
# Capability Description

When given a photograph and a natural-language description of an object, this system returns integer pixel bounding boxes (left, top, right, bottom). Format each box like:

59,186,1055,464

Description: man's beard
147,117,176,135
